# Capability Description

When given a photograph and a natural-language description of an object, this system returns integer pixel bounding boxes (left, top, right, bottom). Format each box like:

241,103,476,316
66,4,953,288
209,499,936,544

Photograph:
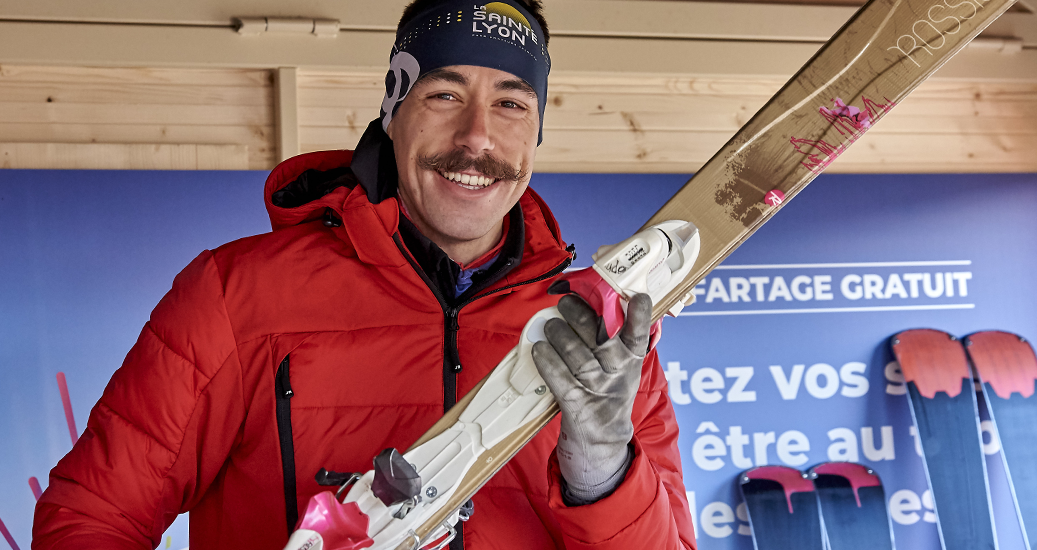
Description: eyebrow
496,78,537,98
416,68,537,99
415,68,467,87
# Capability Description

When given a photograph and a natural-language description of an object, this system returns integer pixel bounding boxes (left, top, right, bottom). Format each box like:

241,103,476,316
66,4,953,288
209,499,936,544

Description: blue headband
380,1,551,144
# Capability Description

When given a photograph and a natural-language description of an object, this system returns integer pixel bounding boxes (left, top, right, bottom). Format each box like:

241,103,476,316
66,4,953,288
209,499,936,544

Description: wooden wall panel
0,65,275,169
1,65,1034,173
0,143,249,170
298,71,1037,174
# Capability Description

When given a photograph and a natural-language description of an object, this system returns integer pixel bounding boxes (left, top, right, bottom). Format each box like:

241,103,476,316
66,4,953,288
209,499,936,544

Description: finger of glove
543,317,601,379
593,337,642,375
618,293,652,357
531,340,582,402
556,294,603,348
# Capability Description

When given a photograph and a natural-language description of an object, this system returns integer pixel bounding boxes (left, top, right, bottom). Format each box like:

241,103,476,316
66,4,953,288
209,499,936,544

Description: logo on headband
380,52,420,131
473,2,540,46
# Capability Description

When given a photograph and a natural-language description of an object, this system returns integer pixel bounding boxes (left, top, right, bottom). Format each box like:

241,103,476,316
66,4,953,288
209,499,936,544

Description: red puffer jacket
32,150,695,550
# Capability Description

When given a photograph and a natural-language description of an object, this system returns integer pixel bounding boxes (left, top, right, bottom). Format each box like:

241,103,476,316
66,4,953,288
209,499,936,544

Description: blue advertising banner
1,169,1036,549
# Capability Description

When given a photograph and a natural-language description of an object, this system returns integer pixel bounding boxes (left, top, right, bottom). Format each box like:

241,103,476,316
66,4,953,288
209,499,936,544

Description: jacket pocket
275,354,298,533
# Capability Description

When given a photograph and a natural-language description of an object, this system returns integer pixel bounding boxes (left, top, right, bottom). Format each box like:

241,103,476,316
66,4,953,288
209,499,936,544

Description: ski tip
740,465,814,514
809,462,881,507
965,330,1037,399
809,462,880,486
890,329,970,399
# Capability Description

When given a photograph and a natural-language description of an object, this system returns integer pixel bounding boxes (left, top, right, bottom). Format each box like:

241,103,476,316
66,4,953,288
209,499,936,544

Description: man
32,0,695,548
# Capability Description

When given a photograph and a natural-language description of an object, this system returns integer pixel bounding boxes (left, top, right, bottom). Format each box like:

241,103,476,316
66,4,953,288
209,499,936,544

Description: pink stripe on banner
56,372,78,445
0,515,21,550
28,477,43,501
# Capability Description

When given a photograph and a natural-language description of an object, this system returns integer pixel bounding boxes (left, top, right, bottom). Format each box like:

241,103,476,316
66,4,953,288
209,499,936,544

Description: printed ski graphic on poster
741,465,824,550
890,329,998,550
965,331,1037,550
809,462,895,550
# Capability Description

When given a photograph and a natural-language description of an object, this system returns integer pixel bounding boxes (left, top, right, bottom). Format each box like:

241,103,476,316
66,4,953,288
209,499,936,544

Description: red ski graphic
811,462,881,508
56,372,78,445
744,465,815,514
966,331,1037,399
892,329,970,398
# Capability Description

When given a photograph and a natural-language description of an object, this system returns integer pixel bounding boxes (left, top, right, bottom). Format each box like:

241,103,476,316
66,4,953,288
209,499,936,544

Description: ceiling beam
0,0,1034,80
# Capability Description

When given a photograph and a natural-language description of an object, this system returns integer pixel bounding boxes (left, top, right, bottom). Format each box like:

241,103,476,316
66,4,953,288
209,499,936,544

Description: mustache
417,149,527,182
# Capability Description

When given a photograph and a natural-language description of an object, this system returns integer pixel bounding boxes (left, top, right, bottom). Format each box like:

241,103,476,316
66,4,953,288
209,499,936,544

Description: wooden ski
285,0,1016,546
404,0,1015,543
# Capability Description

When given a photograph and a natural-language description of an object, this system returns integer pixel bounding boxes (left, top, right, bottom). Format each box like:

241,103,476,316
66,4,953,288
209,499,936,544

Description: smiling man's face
387,64,540,264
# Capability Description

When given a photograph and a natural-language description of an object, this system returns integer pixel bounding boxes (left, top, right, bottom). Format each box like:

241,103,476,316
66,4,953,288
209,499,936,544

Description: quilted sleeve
547,347,697,550
32,251,246,550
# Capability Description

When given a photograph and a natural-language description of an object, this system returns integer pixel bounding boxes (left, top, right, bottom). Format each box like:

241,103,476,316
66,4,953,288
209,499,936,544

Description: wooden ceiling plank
0,122,272,144
0,81,272,106
0,0,400,28
2,18,1035,80
0,143,249,170
0,64,271,86
0,101,272,125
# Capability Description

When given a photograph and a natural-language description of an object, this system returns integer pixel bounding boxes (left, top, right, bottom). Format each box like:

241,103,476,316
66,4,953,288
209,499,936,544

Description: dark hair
398,0,550,44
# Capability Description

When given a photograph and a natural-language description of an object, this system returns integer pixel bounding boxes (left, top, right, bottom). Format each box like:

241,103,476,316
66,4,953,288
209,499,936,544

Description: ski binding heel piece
283,221,700,550
552,220,700,337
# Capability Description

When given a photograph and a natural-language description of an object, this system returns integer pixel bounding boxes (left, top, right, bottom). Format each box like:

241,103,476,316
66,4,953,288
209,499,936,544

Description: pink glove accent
296,491,375,550
555,268,624,339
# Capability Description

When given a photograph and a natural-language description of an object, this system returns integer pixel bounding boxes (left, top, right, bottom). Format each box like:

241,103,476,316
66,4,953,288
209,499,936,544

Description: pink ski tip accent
0,516,20,550
28,477,43,501
811,462,880,508
56,372,78,445
556,267,625,339
744,466,814,514
296,491,374,550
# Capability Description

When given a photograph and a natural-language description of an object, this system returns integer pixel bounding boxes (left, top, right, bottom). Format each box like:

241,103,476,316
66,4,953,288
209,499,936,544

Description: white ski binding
283,220,700,550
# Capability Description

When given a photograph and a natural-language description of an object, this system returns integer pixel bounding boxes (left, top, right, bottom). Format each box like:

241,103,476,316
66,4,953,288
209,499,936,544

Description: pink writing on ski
791,97,895,175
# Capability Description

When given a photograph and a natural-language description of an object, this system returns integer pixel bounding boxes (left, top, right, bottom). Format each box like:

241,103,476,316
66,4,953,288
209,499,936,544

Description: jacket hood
264,120,402,231
264,149,358,231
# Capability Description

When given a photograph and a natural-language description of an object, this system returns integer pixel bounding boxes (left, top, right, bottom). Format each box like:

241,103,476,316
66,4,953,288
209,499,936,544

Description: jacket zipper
274,354,298,534
392,235,576,408
442,244,575,407
393,235,574,550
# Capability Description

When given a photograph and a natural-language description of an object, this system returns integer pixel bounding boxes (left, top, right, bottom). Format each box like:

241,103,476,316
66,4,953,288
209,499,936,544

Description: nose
453,102,494,155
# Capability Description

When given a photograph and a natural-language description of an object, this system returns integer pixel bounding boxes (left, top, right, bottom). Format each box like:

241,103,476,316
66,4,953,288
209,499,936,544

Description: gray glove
531,293,652,505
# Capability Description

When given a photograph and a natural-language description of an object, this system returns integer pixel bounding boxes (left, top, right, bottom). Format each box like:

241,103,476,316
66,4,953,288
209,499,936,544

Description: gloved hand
531,292,652,505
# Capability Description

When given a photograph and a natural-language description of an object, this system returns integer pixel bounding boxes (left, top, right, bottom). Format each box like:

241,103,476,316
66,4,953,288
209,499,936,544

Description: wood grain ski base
399,0,1016,540
645,0,1017,321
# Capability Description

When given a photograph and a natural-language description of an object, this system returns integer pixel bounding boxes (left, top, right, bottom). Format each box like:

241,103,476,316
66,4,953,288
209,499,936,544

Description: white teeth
440,171,496,188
